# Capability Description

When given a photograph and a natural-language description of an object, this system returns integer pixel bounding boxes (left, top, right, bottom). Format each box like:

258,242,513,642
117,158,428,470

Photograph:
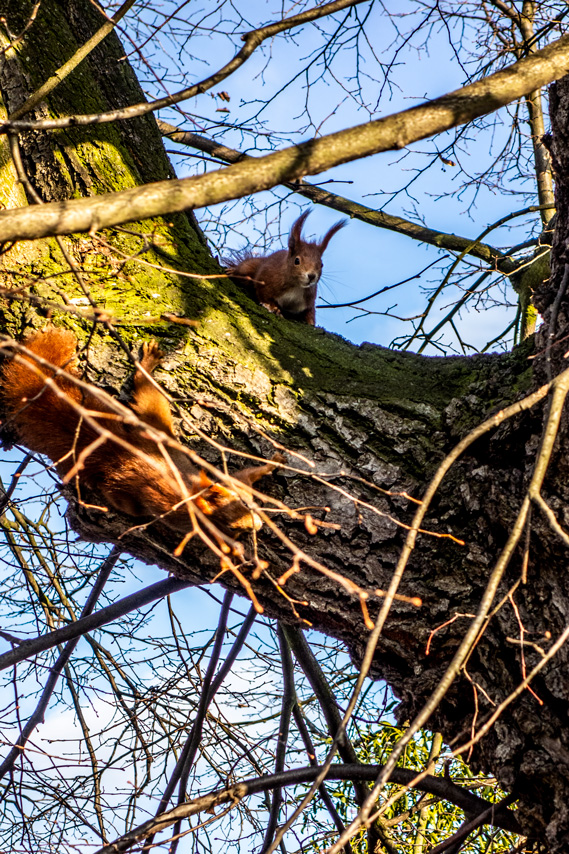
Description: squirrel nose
307,273,317,283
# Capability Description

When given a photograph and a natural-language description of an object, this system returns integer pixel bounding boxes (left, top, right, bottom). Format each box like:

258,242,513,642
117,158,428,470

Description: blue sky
127,0,548,353
0,3,553,847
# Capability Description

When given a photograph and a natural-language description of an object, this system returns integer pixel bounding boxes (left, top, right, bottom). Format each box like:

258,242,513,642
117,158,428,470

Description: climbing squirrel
227,211,346,325
1,327,282,537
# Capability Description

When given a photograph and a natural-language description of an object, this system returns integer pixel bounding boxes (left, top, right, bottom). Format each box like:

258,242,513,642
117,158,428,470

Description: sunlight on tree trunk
3,2,569,853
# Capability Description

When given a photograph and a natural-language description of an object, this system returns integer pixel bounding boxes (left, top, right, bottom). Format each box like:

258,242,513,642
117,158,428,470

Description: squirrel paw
260,302,283,316
139,340,164,373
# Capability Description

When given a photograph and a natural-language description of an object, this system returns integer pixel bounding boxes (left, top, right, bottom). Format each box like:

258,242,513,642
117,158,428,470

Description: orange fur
1,328,282,535
227,212,346,325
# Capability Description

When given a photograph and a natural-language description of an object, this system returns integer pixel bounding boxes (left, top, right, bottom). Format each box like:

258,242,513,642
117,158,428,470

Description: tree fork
4,1,569,849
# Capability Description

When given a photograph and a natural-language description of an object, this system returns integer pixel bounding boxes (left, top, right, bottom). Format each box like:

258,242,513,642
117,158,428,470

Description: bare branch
158,121,518,273
1,0,368,132
259,625,296,854
3,31,569,242
0,546,121,781
8,0,137,121
92,762,521,854
0,576,192,671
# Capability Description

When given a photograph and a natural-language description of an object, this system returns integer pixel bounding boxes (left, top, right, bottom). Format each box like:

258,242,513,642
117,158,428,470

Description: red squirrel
227,211,346,325
1,327,282,537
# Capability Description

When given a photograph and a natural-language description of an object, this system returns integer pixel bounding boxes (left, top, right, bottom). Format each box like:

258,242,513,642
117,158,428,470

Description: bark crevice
3,2,569,847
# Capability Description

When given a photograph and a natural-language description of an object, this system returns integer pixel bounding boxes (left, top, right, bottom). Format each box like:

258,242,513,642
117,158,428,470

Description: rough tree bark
3,1,569,849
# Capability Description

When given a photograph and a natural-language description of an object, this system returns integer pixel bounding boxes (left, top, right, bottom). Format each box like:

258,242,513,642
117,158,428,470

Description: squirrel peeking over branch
0,328,283,553
227,211,346,325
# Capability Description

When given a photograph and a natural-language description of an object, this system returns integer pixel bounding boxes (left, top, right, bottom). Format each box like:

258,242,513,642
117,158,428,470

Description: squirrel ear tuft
319,219,347,253
288,210,310,254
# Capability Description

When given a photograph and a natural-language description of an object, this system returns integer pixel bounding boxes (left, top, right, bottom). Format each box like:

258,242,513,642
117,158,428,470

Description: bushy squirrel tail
1,328,284,538
1,327,89,460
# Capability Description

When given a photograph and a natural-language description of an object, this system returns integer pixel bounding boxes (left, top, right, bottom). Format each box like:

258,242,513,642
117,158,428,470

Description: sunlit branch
2,32,569,242
158,121,517,272
514,0,555,223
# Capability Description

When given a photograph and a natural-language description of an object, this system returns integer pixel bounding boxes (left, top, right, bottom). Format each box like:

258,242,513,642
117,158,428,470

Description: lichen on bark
6,2,569,849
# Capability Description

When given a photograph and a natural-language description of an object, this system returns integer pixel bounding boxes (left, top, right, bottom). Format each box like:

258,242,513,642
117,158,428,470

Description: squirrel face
287,241,324,289
227,209,347,325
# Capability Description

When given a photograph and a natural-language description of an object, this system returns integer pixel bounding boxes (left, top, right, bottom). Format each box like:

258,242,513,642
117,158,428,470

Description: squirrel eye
294,257,300,265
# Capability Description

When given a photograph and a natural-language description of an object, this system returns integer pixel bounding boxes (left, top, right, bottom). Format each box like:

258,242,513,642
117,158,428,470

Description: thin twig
0,546,121,781
0,0,368,132
9,0,137,121
0,577,192,672
92,762,521,854
260,625,296,854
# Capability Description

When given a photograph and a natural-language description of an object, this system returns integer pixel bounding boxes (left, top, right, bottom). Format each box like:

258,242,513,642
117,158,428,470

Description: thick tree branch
2,33,569,242
268,368,553,854
92,763,521,854
327,368,569,853
2,5,569,847
158,120,518,273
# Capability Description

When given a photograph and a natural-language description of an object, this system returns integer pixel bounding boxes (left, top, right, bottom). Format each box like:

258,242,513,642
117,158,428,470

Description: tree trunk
4,1,569,848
